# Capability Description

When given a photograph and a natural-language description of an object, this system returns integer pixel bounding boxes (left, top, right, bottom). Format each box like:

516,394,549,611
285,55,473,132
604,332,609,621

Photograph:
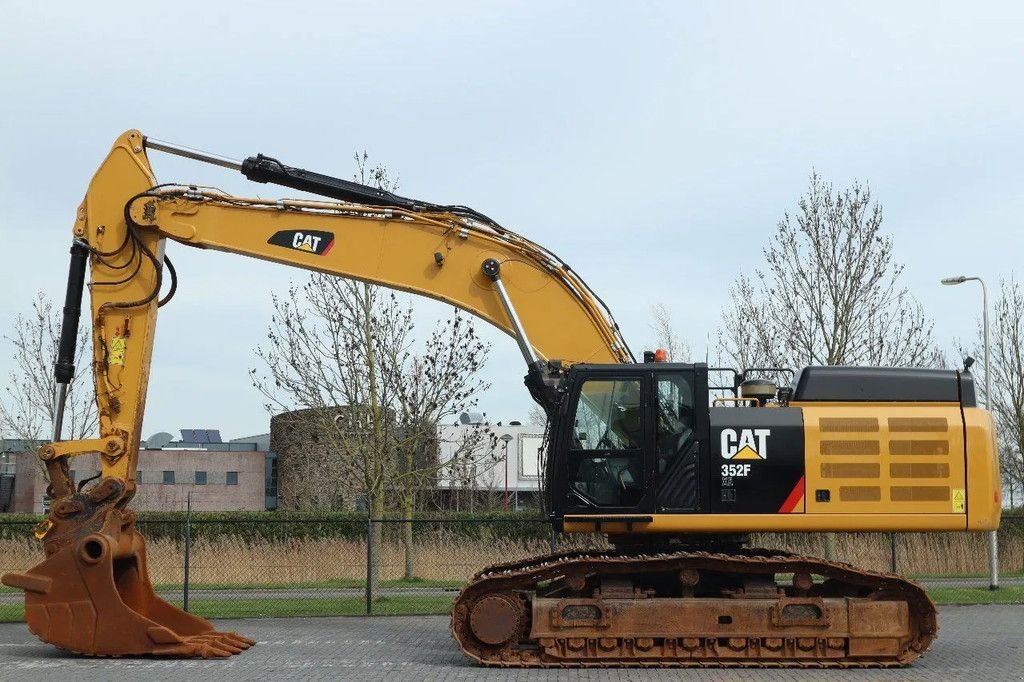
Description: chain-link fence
1,516,1022,622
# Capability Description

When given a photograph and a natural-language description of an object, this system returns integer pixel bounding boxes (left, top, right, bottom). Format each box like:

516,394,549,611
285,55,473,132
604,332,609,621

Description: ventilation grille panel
890,463,950,478
820,417,880,433
821,440,880,456
890,486,950,502
839,486,881,502
889,440,949,456
889,417,948,433
821,463,881,478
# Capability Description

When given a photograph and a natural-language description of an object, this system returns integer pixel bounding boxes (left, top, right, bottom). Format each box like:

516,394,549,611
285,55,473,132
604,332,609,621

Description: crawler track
451,548,937,668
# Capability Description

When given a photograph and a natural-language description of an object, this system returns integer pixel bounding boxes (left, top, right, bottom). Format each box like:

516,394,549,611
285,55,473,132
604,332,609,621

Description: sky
1,1,1022,441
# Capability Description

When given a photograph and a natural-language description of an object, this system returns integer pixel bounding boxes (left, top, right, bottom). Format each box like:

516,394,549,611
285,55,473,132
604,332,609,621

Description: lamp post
941,274,998,590
500,434,514,510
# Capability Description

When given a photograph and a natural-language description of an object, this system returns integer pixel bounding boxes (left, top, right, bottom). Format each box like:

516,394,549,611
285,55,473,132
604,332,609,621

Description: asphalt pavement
2,606,1023,681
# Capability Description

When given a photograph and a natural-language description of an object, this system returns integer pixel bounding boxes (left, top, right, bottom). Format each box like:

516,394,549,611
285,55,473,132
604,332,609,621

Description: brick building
0,415,546,514
0,432,272,514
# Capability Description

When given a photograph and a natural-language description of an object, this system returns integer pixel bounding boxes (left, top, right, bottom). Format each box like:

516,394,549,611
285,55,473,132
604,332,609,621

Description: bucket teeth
1,503,253,658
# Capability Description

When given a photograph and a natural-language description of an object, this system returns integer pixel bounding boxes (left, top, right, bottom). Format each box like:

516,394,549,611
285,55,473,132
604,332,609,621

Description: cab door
652,367,708,513
560,374,651,513
553,365,709,518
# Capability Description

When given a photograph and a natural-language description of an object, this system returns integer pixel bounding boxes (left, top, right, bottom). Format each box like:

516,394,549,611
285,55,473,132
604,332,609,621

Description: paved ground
2,607,1022,680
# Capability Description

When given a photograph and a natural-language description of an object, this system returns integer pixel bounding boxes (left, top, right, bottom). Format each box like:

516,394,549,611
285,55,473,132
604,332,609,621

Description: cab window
654,372,698,510
566,378,644,508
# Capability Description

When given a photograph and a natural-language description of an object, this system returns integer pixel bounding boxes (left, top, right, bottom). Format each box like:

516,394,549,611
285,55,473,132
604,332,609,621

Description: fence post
888,533,897,573
365,515,373,615
183,491,192,612
822,532,835,560
550,526,559,554
989,529,999,590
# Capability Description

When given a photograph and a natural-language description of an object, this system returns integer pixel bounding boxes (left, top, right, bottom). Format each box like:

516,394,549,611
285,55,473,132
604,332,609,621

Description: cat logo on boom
720,428,770,461
267,230,335,256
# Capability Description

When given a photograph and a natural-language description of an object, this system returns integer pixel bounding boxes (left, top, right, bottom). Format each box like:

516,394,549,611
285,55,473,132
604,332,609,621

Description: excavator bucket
1,482,254,657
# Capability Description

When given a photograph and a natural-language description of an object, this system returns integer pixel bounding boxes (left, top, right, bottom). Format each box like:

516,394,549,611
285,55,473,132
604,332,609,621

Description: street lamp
940,276,991,409
941,274,998,589
500,434,514,510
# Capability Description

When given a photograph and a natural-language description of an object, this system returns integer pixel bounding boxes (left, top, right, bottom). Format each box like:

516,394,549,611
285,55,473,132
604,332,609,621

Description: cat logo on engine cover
721,428,770,460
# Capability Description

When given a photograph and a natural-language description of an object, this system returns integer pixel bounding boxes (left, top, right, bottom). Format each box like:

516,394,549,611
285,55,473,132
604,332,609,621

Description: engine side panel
709,407,805,514
796,402,967,516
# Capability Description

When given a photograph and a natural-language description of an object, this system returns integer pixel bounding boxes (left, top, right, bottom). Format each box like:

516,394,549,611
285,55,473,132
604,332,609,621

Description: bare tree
383,311,495,577
958,279,1024,505
251,153,495,583
0,292,97,479
251,276,495,560
718,172,943,372
650,302,691,362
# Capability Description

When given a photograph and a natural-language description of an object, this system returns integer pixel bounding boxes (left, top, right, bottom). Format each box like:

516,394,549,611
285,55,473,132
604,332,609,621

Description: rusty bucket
1,486,254,658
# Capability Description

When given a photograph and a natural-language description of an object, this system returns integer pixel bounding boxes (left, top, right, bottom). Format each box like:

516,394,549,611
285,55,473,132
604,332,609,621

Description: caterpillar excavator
2,130,1001,666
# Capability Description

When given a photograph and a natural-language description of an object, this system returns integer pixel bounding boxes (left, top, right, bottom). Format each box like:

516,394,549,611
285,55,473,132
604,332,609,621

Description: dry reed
0,530,1019,587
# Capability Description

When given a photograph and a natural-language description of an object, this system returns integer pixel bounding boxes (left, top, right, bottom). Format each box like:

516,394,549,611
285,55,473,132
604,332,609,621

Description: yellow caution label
32,518,53,540
952,488,966,513
109,337,127,365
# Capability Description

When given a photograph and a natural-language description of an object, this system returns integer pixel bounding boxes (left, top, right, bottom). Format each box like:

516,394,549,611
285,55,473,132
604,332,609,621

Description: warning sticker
952,488,966,513
109,337,127,366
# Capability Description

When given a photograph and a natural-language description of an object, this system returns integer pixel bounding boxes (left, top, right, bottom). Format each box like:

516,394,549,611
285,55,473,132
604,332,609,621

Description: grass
2,585,1024,622
0,595,456,623
0,577,463,595
1,587,1020,624
927,586,1024,605
908,570,1024,580
187,595,456,619
154,577,464,592
0,604,23,622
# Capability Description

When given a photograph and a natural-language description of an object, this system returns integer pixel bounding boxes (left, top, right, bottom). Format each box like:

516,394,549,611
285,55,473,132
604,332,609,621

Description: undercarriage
451,543,937,668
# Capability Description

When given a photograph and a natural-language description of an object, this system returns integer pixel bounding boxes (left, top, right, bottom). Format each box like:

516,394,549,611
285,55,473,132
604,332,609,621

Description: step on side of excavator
451,549,937,668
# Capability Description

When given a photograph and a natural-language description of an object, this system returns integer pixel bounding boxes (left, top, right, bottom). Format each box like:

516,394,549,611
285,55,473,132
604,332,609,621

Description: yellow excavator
2,131,1001,666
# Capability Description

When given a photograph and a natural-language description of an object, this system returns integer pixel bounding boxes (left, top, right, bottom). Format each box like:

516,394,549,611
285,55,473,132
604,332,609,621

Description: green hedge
0,510,550,543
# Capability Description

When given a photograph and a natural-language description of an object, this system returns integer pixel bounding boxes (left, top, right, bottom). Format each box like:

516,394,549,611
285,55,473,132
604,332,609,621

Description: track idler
1,479,254,657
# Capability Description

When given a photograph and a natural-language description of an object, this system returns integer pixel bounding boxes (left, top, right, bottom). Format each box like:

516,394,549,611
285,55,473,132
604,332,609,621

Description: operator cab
548,363,711,520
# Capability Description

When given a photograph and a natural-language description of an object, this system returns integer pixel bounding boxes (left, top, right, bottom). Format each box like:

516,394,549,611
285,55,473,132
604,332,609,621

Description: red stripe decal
321,239,335,256
779,475,805,513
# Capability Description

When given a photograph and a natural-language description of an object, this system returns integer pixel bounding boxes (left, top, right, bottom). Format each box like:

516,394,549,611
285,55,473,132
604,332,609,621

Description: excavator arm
2,129,632,657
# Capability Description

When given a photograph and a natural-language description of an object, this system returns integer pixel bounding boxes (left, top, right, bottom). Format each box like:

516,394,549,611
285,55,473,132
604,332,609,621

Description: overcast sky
1,1,1022,441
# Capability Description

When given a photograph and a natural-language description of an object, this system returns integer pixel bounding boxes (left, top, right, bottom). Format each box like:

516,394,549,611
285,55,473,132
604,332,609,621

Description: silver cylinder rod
144,137,243,171
481,258,540,367
52,383,69,443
